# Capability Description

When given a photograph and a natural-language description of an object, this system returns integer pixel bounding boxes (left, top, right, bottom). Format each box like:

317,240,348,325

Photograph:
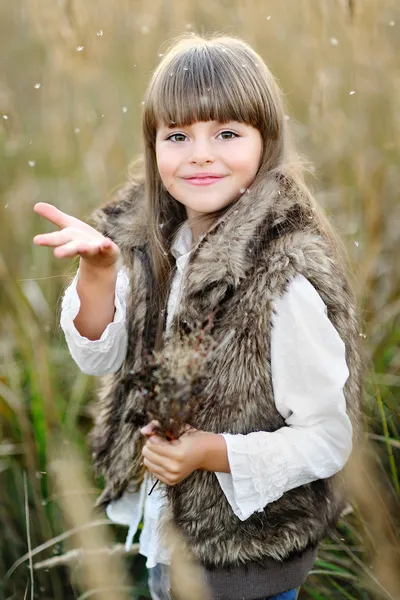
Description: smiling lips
182,173,227,186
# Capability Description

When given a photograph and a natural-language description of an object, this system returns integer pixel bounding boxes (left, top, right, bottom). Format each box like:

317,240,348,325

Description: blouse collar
171,220,193,260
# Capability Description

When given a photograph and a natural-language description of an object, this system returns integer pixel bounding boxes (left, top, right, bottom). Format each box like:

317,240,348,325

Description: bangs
143,40,277,142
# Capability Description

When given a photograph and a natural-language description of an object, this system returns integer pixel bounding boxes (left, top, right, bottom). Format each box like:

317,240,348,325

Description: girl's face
155,120,263,221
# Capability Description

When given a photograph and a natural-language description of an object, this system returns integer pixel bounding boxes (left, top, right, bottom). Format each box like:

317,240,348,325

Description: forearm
74,259,118,340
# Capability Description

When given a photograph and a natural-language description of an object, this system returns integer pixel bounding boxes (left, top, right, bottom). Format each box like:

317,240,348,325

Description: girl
33,34,363,600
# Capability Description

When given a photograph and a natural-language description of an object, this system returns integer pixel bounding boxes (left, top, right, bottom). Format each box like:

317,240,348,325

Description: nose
189,138,214,165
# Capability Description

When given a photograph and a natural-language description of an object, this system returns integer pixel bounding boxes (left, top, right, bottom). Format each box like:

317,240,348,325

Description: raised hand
33,202,120,270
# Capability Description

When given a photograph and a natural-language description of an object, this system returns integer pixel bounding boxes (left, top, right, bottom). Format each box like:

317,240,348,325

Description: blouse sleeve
214,273,353,521
59,267,129,376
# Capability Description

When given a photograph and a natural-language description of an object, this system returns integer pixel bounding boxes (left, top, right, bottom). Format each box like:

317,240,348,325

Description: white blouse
60,221,352,568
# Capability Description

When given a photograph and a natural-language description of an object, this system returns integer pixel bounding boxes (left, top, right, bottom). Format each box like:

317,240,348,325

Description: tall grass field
0,1,399,598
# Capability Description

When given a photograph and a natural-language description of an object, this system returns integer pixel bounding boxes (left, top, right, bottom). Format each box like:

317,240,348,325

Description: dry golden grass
1,0,399,598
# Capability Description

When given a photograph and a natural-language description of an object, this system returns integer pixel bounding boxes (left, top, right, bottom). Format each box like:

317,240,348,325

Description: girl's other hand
141,426,205,486
140,421,230,484
33,202,121,270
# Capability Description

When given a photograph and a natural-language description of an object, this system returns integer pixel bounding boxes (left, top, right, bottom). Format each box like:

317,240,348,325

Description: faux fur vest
89,171,363,567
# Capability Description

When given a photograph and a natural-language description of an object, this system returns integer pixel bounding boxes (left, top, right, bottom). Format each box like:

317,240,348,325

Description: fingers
143,447,178,473
53,240,85,259
53,239,110,259
142,459,171,485
144,436,182,459
142,452,180,485
33,203,120,267
33,202,96,234
33,223,116,260
33,227,92,248
140,420,161,436
34,202,76,229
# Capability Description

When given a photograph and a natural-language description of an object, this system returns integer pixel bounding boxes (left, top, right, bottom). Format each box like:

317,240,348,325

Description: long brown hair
140,32,348,349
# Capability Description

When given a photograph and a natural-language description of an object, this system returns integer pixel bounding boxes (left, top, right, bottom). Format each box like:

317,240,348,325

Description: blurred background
0,0,399,598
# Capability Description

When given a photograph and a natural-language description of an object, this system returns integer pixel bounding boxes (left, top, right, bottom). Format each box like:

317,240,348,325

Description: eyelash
166,130,239,142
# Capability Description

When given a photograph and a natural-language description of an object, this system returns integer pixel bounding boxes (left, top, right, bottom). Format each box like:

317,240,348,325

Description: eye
166,133,188,143
218,130,239,140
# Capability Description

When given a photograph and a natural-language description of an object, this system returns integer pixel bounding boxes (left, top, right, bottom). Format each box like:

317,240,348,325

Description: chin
184,197,235,214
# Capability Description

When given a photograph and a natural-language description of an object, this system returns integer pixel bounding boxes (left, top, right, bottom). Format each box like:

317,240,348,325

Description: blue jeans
147,563,299,600
267,589,299,600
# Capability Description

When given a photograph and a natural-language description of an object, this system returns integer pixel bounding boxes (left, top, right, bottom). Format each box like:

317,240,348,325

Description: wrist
199,433,230,473
78,258,118,285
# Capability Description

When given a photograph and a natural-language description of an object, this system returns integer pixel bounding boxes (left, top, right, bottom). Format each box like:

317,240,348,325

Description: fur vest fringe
89,171,363,567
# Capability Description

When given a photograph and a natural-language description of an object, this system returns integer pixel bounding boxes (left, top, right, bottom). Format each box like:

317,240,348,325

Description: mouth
182,175,226,186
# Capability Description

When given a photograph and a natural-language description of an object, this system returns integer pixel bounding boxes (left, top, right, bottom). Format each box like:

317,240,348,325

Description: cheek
243,141,263,179
232,156,260,181
156,153,173,186
156,148,182,185
229,137,263,180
